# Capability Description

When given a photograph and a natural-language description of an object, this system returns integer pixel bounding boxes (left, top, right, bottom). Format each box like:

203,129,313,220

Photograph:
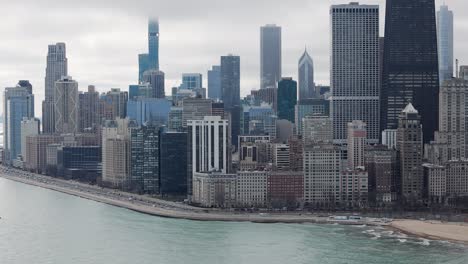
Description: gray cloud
0,0,466,116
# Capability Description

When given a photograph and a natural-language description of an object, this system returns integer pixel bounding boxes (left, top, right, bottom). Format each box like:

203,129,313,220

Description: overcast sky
0,0,466,115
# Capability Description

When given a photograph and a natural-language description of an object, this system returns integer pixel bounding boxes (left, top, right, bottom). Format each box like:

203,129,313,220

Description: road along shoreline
2,172,468,245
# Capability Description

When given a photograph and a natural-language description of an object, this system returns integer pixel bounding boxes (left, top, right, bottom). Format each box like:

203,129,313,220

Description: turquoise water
0,178,467,264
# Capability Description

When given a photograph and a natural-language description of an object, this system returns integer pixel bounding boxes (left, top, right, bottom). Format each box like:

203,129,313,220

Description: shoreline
0,172,379,225
1,171,468,245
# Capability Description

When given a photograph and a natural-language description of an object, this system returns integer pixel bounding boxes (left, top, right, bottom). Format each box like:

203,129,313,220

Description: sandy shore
391,220,468,244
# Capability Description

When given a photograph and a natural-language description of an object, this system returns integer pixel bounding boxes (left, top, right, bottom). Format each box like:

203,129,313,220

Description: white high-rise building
260,24,282,89
188,116,230,174
330,3,380,144
437,4,454,85
298,48,315,100
43,43,68,133
54,76,78,134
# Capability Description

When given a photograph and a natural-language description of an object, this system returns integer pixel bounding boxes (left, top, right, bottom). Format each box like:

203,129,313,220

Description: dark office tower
260,25,281,89
142,69,165,99
18,80,32,95
221,54,241,148
79,86,100,132
277,78,297,123
331,3,380,144
130,124,161,194
43,43,68,134
160,131,188,196
381,0,439,143
208,65,221,100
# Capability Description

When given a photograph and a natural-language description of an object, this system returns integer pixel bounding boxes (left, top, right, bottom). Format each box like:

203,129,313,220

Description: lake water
0,177,467,264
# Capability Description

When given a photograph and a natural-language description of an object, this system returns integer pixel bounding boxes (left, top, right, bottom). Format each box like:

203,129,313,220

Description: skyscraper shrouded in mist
43,43,68,134
331,3,380,144
437,4,454,85
139,18,159,82
381,0,439,143
260,24,281,89
298,49,315,100
221,54,240,148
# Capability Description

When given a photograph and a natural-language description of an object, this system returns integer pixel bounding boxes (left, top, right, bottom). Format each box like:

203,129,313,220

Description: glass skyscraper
260,24,281,89
381,0,439,143
437,4,454,85
139,18,160,82
298,49,315,100
3,86,35,163
208,65,221,100
221,55,241,148
277,78,297,123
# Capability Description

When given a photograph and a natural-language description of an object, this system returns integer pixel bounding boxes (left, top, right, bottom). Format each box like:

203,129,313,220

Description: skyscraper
208,65,221,100
397,103,423,201
148,18,159,70
260,24,282,89
298,49,315,100
78,85,100,132
43,43,68,134
160,131,188,195
142,69,165,99
187,116,231,195
138,18,160,82
277,77,297,123
347,120,367,169
221,54,240,147
54,76,79,134
99,88,128,121
381,0,439,143
3,86,35,163
130,123,161,193
437,4,454,85
330,3,380,144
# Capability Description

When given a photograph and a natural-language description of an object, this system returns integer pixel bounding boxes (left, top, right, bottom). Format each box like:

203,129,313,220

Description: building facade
437,4,454,85
260,24,282,89
298,49,315,100
208,65,221,100
43,43,68,134
381,0,439,143
277,78,297,123
54,76,79,134
397,104,424,201
331,3,380,144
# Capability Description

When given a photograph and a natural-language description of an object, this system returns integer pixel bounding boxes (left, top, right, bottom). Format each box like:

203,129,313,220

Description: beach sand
391,220,468,244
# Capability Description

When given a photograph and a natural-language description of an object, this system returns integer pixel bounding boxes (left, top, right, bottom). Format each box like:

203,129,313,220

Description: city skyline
1,0,465,116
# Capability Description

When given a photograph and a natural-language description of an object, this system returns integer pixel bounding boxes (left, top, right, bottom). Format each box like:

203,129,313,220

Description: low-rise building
192,172,237,208
267,171,303,208
236,171,268,208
